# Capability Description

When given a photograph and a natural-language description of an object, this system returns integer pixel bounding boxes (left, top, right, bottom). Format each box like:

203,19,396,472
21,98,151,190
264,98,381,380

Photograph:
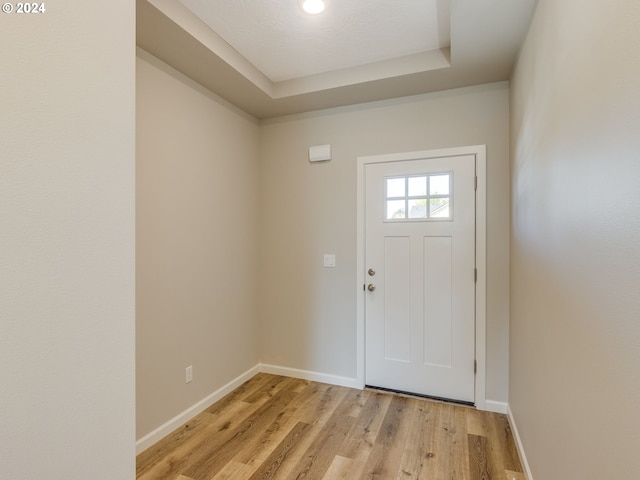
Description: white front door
364,154,476,403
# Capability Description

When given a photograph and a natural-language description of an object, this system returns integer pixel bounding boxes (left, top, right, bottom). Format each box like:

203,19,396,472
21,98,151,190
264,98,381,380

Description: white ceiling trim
148,0,451,99
148,0,274,95
137,0,537,118
175,0,450,82
273,49,451,98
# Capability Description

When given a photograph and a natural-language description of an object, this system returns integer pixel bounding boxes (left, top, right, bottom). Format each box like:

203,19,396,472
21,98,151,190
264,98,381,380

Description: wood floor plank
296,382,348,426
137,397,269,480
504,470,526,480
137,375,524,480
491,413,524,473
468,434,491,480
466,406,492,437
467,409,523,476
138,376,280,473
249,382,348,480
246,421,312,480
284,422,355,480
239,380,355,477
205,374,274,413
288,378,311,394
453,405,472,479
342,388,368,418
333,391,391,479
242,375,303,404
338,390,392,459
136,411,214,477
228,391,309,470
428,403,472,480
209,462,253,480
183,389,299,480
239,380,347,471
283,389,360,480
227,415,298,472
243,385,353,480
358,394,416,479
394,399,439,479
321,455,353,480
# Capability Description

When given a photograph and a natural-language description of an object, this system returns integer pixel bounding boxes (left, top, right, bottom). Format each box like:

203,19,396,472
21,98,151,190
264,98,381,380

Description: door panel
383,236,411,362
424,235,452,368
364,154,476,403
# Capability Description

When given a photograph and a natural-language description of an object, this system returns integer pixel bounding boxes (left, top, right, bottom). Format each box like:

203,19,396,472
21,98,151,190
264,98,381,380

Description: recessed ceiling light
300,0,325,15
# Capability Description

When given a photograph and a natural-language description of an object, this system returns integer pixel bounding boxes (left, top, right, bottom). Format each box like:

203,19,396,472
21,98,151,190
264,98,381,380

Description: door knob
368,268,376,276
367,284,376,292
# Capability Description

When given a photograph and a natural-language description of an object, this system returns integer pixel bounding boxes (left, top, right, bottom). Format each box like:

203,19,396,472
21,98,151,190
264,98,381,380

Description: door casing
356,145,487,411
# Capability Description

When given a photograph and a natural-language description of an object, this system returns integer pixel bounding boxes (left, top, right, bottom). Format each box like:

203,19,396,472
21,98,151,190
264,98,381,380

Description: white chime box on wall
309,144,331,162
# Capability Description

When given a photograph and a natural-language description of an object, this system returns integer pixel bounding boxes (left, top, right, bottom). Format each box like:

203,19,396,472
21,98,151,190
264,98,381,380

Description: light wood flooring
137,373,524,480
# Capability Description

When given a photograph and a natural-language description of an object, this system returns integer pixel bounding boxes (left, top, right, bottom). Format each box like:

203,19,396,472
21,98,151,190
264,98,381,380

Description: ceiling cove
137,0,537,118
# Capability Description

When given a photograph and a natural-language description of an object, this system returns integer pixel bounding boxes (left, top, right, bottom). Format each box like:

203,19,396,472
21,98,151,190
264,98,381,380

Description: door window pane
429,175,450,195
386,178,405,198
430,198,450,218
408,199,427,219
408,176,427,196
384,172,452,221
387,200,406,219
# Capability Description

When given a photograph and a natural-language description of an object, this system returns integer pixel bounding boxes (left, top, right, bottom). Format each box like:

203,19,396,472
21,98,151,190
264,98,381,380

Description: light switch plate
323,254,336,267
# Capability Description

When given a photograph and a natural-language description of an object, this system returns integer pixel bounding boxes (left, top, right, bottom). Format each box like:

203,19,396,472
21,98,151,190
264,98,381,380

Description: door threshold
365,385,475,408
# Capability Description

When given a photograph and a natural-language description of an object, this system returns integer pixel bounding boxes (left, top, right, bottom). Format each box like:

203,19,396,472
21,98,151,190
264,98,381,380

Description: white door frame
356,145,487,411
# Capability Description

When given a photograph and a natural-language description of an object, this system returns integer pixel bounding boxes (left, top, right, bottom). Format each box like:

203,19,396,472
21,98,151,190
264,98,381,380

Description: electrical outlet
185,365,193,383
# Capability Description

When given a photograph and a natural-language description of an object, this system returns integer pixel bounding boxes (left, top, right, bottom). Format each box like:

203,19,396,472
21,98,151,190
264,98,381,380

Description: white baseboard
135,364,260,455
507,404,534,480
136,363,360,454
141,364,506,456
484,399,508,414
259,363,361,389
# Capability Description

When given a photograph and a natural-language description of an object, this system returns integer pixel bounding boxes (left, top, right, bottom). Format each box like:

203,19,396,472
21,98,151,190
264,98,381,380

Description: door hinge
363,284,366,291
474,360,477,374
474,268,477,283
474,176,478,190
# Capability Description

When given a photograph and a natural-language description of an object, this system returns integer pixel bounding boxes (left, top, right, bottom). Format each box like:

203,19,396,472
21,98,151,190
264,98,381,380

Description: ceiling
176,0,451,82
137,0,537,119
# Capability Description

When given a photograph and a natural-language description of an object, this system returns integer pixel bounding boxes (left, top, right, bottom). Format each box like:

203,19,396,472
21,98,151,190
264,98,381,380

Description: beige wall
259,83,511,403
136,78,511,440
509,0,640,478
136,52,261,438
0,2,136,478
